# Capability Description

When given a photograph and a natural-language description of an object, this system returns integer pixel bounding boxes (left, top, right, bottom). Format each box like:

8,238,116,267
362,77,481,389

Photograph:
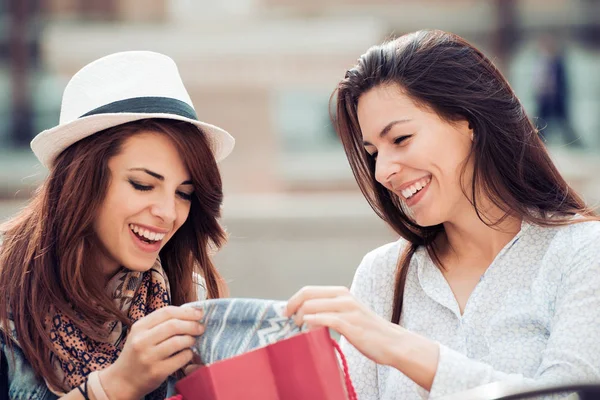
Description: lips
129,228,163,253
129,223,166,243
399,176,431,200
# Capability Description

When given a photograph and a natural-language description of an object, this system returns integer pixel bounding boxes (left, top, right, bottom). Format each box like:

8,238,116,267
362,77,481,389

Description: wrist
384,324,412,368
386,326,440,391
99,366,140,400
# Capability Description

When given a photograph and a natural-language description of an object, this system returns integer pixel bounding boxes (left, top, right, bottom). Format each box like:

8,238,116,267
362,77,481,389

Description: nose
374,150,403,187
150,194,177,224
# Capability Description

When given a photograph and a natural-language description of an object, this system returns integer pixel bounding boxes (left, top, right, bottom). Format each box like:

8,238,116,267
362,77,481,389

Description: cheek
95,191,119,235
174,203,192,230
427,135,471,175
93,206,122,254
112,186,151,216
93,207,110,240
98,186,146,230
434,152,475,200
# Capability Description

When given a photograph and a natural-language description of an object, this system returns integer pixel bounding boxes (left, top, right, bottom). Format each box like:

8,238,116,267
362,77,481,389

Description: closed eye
129,180,152,191
394,135,411,145
130,179,193,201
365,135,410,160
177,191,193,201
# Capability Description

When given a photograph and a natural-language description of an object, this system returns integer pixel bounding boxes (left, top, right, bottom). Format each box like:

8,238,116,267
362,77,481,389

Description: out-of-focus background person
1,0,599,300
533,34,582,146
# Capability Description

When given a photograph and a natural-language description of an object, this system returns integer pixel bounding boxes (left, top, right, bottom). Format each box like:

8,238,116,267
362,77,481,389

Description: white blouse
340,220,600,399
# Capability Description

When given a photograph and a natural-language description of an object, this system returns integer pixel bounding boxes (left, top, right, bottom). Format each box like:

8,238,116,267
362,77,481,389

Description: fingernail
194,309,203,318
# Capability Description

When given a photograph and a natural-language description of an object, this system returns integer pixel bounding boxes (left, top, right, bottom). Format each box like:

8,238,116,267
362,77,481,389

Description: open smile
129,223,167,253
396,175,432,207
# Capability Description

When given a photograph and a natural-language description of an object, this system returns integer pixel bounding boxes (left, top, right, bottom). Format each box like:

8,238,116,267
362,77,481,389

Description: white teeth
401,177,431,199
129,224,166,242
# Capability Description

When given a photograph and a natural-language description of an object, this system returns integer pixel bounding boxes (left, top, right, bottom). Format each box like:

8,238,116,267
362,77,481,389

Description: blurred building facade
1,0,599,297
2,0,599,196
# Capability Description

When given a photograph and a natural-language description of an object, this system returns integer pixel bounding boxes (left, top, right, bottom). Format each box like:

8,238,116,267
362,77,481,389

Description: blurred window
273,90,339,154
272,89,354,186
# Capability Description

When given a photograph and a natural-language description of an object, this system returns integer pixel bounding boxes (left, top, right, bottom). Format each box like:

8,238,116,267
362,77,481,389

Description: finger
190,352,202,365
145,319,204,346
133,306,203,331
184,364,202,376
285,286,349,317
160,348,195,376
154,334,199,360
303,313,349,335
293,297,353,327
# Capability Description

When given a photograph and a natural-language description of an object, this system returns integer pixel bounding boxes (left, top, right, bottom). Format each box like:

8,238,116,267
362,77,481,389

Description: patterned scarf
45,258,171,397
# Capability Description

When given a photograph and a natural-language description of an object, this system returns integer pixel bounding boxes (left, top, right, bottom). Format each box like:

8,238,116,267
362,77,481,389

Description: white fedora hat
30,51,235,168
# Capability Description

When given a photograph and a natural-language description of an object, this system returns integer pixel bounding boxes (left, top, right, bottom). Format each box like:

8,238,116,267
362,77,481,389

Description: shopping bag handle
331,338,358,400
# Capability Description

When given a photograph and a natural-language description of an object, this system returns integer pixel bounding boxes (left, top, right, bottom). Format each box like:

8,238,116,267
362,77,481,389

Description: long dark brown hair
333,29,597,324
0,118,227,389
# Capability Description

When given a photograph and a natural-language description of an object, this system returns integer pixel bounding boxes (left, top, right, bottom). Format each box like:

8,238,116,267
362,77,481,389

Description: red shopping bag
174,327,356,400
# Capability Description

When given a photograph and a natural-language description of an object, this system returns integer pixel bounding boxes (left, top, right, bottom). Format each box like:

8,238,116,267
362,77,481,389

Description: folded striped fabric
184,298,307,365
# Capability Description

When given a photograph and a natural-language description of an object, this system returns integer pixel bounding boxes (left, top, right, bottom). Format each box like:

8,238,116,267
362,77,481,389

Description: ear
468,122,474,141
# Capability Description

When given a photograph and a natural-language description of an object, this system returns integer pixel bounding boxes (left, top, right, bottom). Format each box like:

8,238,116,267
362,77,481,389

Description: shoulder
0,335,54,399
353,238,408,285
547,219,600,253
348,238,408,315
536,219,600,274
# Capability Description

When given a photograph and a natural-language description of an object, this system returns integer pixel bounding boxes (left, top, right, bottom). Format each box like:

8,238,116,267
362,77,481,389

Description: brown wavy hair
0,118,227,389
333,29,598,324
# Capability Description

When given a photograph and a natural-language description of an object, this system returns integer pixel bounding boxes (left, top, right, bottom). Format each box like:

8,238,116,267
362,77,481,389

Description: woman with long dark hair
0,51,235,399
286,30,600,398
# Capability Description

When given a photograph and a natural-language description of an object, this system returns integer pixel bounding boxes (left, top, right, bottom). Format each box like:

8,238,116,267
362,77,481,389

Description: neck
95,249,121,286
103,265,122,286
438,202,522,266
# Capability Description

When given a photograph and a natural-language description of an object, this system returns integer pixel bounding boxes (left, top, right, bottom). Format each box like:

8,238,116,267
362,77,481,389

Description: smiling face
93,130,194,278
358,83,474,227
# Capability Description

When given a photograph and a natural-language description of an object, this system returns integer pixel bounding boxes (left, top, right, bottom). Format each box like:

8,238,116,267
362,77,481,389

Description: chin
411,209,445,228
123,258,158,273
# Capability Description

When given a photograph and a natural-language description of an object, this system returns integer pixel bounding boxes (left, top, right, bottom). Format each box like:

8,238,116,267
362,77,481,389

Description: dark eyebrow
128,168,193,185
362,119,412,146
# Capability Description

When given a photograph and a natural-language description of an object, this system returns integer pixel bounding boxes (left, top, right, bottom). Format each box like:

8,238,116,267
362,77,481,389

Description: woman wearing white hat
0,51,235,399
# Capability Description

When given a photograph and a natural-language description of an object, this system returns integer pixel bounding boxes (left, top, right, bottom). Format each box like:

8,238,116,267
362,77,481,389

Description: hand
100,305,204,400
285,286,404,366
183,364,202,376
182,352,203,377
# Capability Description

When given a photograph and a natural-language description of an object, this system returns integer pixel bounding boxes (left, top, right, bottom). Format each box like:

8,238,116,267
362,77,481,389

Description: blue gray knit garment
184,298,306,365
